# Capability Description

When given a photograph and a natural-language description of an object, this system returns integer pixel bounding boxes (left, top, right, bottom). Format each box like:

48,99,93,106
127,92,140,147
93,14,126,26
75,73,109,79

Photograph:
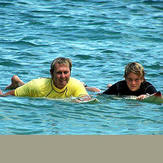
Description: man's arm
85,86,101,92
72,82,92,102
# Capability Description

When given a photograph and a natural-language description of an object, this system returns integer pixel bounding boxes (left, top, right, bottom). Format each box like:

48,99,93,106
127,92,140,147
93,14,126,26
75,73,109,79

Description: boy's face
125,72,143,92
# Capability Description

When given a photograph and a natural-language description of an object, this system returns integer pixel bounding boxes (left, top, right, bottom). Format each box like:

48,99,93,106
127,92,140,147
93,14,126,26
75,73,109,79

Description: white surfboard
69,97,99,103
78,97,99,104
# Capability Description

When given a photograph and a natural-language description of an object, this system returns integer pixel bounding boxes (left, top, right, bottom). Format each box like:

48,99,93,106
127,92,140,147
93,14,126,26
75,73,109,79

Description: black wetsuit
103,80,157,96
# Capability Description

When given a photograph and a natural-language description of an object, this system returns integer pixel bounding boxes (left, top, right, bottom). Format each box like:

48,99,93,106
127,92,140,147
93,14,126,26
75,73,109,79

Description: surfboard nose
155,91,162,97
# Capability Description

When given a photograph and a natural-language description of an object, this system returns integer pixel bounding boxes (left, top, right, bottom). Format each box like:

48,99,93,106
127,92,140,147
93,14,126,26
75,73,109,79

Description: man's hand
75,95,91,103
0,89,15,97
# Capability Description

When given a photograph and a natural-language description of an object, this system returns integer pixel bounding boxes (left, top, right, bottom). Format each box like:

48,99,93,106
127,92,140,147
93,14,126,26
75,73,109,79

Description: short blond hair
124,62,145,80
50,57,72,75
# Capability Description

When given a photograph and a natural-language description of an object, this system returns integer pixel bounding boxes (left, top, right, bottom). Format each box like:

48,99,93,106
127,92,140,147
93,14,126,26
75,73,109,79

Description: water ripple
0,0,162,135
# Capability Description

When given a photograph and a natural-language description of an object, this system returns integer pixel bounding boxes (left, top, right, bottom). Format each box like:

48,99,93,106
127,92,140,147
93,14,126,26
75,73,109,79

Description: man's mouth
59,79,67,83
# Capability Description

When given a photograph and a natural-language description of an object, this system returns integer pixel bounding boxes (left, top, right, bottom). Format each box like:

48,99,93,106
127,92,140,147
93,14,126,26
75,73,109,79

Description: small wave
145,62,162,69
143,0,163,3
75,54,93,60
8,40,39,47
134,48,149,53
7,128,43,135
102,49,117,54
0,59,22,67
0,2,13,7
0,39,38,48
141,36,163,42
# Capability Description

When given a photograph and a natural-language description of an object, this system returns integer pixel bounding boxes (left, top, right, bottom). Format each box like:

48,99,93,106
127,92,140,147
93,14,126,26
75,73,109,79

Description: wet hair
124,62,145,80
50,57,72,75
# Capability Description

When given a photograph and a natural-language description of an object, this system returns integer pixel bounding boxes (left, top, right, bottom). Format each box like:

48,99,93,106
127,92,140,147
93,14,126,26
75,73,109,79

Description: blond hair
50,57,72,75
124,62,145,80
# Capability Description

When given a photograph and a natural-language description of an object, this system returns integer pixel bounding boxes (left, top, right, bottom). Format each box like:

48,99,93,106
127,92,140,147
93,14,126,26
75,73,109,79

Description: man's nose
60,72,65,78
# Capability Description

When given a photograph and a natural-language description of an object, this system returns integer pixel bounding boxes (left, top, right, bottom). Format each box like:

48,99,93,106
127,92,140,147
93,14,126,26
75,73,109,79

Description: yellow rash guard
15,77,88,98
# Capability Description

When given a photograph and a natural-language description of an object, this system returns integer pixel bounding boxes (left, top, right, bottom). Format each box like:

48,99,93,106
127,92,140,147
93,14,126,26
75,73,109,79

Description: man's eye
64,71,68,74
57,72,62,74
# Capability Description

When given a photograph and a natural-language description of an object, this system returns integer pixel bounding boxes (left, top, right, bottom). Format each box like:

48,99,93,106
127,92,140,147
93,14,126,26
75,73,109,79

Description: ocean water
0,0,163,135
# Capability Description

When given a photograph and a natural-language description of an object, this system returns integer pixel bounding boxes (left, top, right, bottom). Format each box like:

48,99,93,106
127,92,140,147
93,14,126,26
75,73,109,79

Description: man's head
124,62,145,92
50,57,72,89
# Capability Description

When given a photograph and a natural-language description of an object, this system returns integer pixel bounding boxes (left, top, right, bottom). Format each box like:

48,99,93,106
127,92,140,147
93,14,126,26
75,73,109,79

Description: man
0,57,90,102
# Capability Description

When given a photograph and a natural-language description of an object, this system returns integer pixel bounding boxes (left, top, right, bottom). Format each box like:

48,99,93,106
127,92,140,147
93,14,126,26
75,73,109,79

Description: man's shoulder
27,78,51,88
67,78,88,96
68,77,84,89
69,77,82,84
30,78,51,84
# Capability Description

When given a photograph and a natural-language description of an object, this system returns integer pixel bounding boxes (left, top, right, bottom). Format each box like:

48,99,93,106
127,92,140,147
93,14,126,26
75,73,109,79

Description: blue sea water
0,0,163,135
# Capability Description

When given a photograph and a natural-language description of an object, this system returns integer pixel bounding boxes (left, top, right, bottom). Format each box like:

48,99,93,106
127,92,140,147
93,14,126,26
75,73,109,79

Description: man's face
125,72,143,92
52,63,71,89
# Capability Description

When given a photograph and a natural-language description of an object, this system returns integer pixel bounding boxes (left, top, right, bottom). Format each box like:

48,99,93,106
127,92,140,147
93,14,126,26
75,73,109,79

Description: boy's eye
127,78,141,82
